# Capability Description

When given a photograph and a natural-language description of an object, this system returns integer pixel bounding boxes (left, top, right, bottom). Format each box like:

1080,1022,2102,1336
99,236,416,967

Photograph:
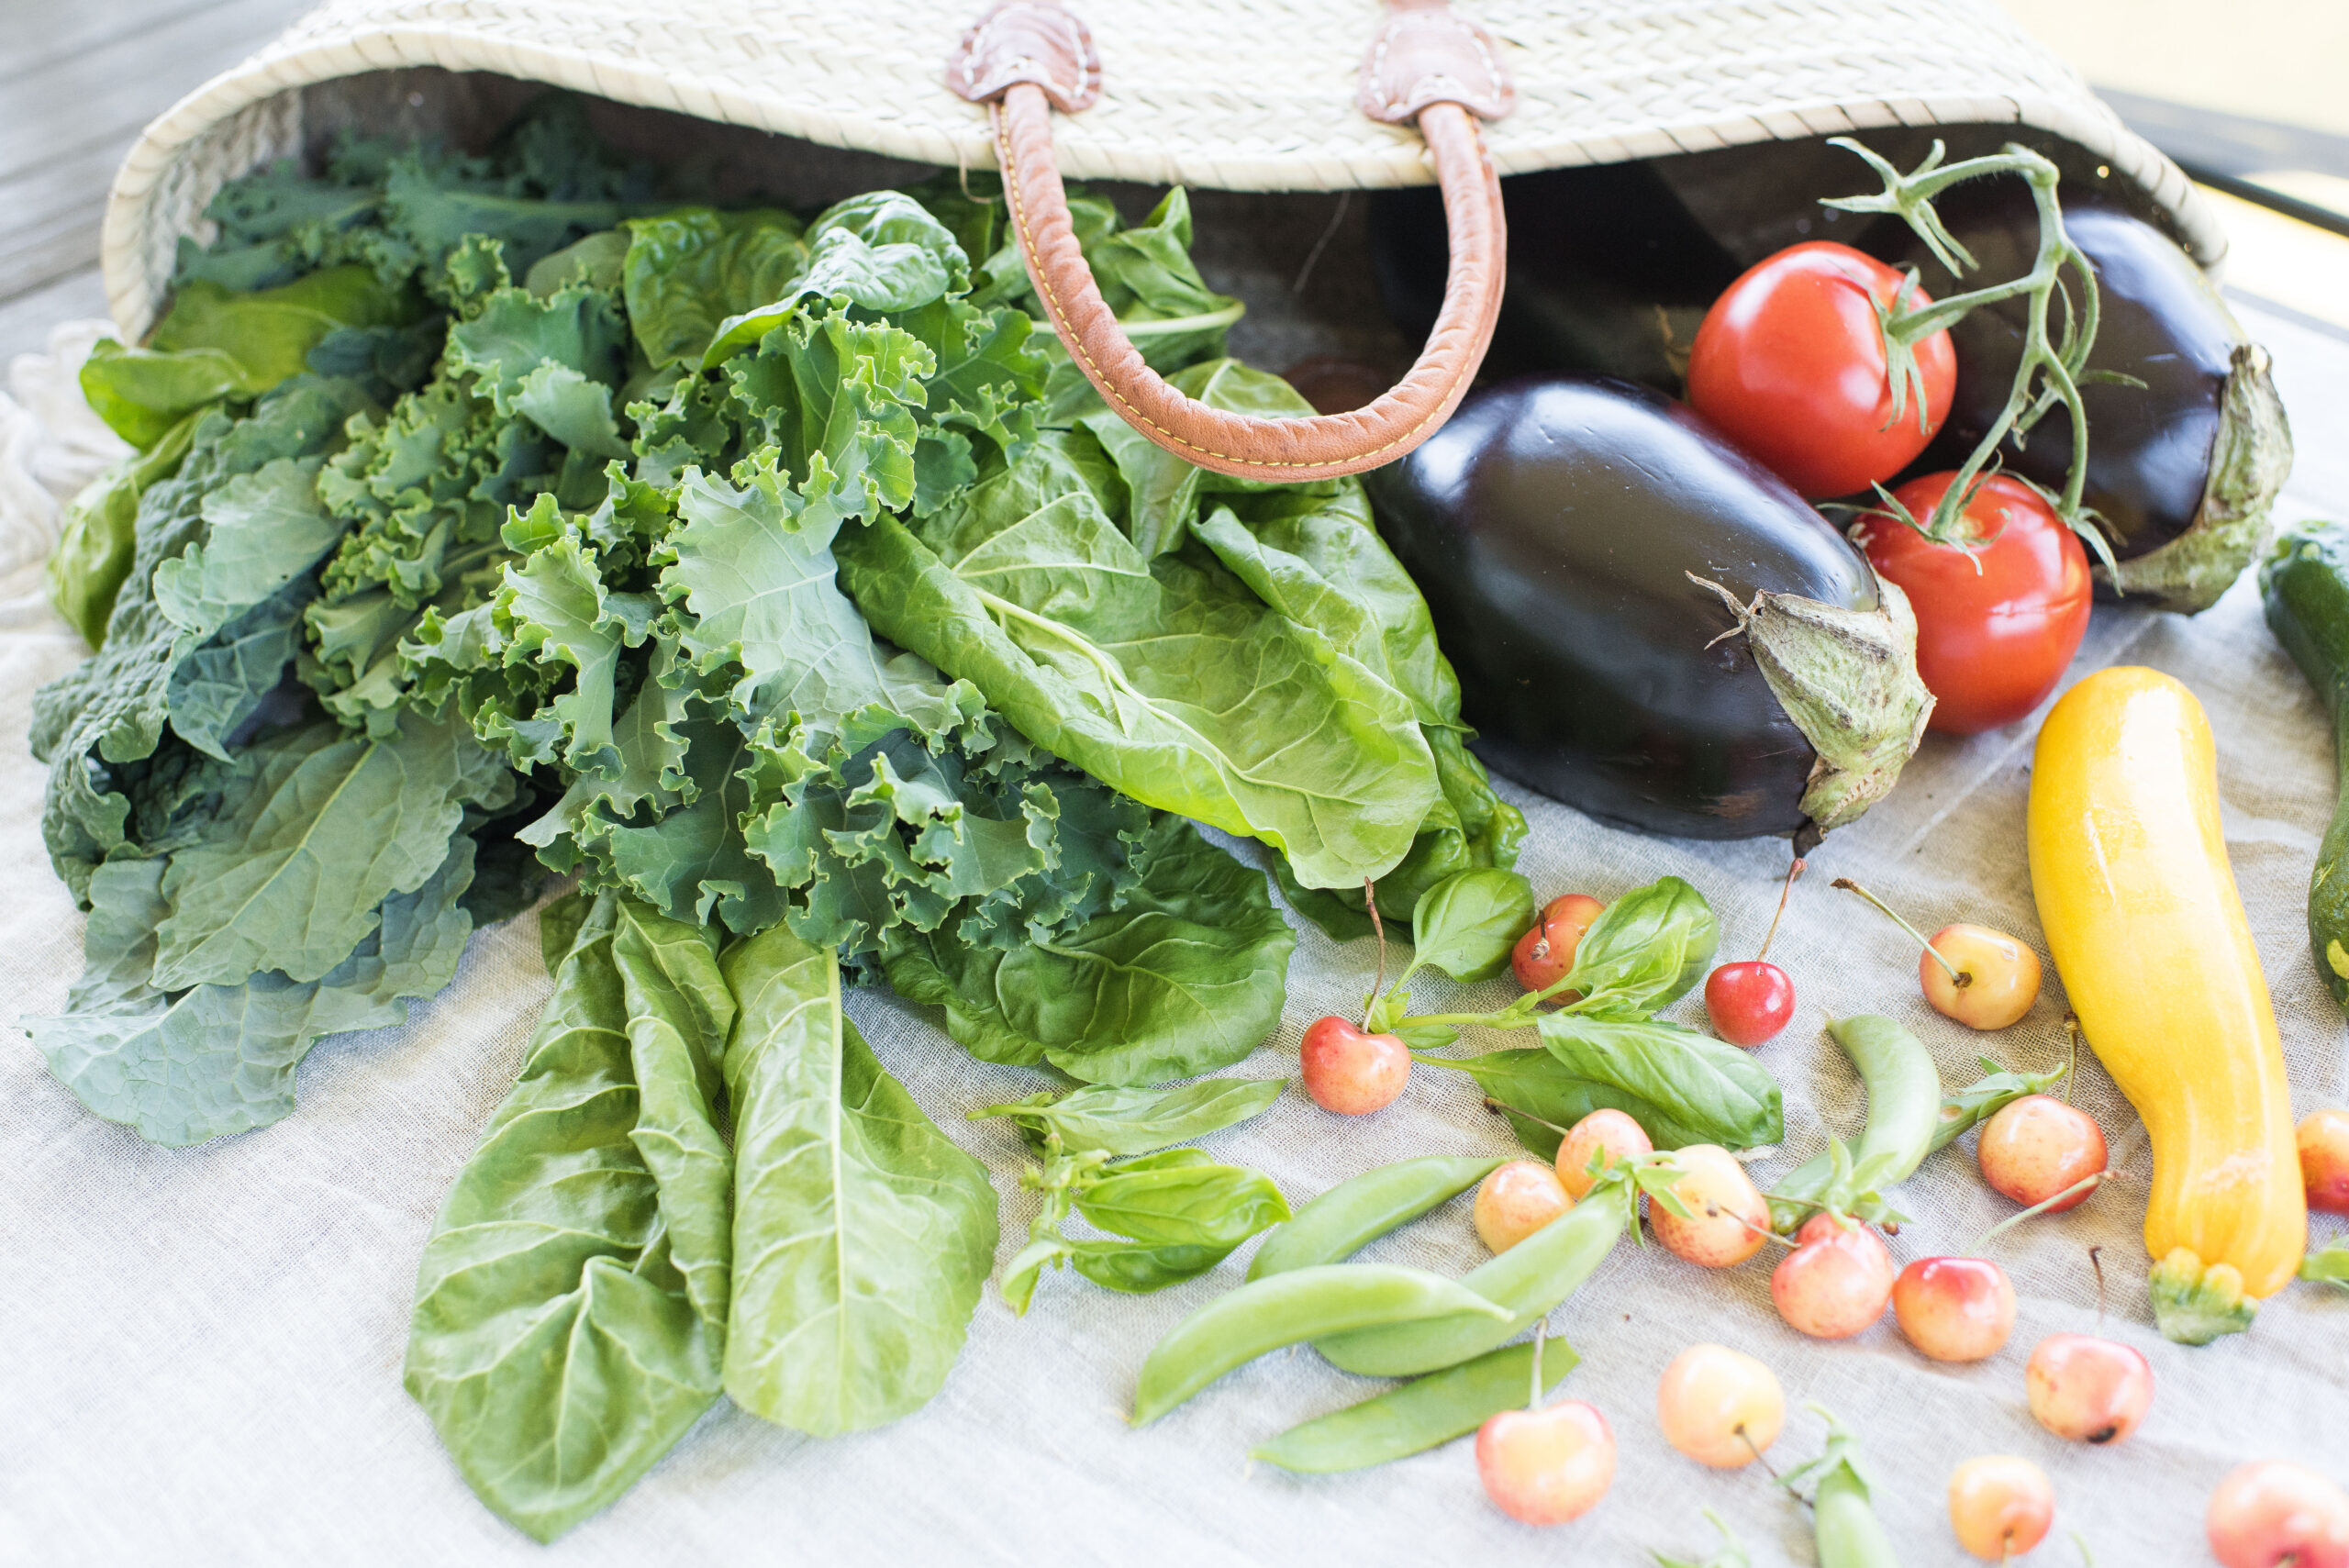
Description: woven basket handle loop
946,0,1510,482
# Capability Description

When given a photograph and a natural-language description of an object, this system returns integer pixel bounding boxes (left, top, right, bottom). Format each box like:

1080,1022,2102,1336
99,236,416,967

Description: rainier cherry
1771,1214,1896,1339
1705,857,1802,1048
1948,1455,2055,1561
1476,1331,1615,1526
1832,878,2041,1029
2207,1461,2349,1568
1655,1343,1784,1469
1554,1108,1653,1199
1475,1161,1574,1253
2026,1332,2153,1444
2300,1108,2349,1216
1897,1169,2107,1362
1513,894,1604,995
1299,1016,1408,1115
1979,1093,2108,1212
1649,1144,1771,1268
1894,1257,2017,1363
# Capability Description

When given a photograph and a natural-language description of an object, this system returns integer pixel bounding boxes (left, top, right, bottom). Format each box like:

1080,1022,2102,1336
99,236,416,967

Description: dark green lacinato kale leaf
883,816,1296,1084
27,834,479,1147
405,890,731,1545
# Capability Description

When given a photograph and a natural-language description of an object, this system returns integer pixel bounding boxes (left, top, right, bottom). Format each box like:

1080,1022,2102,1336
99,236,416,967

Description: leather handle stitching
992,92,1490,475
1366,15,1506,117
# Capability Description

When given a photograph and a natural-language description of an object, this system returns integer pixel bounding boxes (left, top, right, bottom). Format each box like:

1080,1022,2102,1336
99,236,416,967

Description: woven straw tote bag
99,0,2221,480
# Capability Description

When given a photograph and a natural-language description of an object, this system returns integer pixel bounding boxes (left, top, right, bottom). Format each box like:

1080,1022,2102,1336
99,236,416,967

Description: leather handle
949,0,1511,483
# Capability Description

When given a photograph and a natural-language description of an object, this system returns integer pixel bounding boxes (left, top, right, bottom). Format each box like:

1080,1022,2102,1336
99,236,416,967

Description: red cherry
1299,1015,1410,1115
1513,894,1603,995
1704,961,1796,1048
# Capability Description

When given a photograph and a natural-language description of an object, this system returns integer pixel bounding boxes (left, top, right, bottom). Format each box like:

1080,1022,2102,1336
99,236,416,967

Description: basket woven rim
99,1,2225,337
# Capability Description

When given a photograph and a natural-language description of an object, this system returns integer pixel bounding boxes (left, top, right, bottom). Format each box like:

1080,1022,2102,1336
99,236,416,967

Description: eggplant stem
1830,876,1966,985
1972,1171,2109,1254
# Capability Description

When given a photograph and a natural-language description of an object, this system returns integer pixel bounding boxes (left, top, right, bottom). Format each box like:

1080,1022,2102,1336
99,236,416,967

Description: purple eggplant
1365,375,1931,846
1863,188,2291,612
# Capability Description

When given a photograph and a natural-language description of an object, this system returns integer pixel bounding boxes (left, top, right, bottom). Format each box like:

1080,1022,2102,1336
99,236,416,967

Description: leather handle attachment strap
946,0,1511,482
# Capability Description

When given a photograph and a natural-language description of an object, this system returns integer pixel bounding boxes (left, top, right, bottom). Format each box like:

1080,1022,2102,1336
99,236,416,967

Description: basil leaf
1558,874,1720,1018
1404,866,1535,984
970,1075,1286,1157
1074,1151,1289,1249
1534,1014,1784,1150
1414,1047,1713,1155
403,892,731,1544
719,921,999,1436
1066,1237,1239,1294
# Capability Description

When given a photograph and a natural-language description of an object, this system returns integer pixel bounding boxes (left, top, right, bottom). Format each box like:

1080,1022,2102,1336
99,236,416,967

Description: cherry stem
1757,856,1806,962
1363,876,1386,1030
1529,1323,1547,1410
1724,1205,1800,1251
1486,1097,1571,1136
2089,1244,2108,1329
2061,1015,2082,1104
1971,1171,2109,1253
1739,1424,1780,1481
1831,877,1966,986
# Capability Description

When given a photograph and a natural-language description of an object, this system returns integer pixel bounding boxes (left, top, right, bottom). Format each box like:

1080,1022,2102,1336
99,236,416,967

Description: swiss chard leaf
970,1075,1286,1157
718,921,998,1435
1534,1014,1783,1150
836,433,1440,890
621,206,807,368
882,816,1296,1084
403,890,730,1544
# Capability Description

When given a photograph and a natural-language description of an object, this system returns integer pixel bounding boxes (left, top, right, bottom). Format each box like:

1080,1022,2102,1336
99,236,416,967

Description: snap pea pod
1314,1179,1633,1378
1249,1336,1576,1473
1130,1265,1509,1426
1785,1407,1899,1568
1767,1016,1941,1233
1247,1155,1505,1281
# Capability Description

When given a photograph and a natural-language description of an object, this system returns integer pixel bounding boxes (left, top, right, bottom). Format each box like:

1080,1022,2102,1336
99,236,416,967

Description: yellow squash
2029,667,2306,1340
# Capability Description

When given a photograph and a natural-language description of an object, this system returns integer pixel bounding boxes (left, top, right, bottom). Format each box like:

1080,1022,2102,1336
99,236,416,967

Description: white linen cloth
2,306,2343,1568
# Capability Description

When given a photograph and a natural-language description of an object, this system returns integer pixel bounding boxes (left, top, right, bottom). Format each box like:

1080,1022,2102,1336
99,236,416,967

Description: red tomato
1854,473,2091,735
1687,241,1955,498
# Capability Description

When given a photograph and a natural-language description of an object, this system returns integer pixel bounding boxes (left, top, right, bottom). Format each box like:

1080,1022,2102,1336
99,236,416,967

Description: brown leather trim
1358,0,1514,125
945,0,1101,114
992,83,1503,481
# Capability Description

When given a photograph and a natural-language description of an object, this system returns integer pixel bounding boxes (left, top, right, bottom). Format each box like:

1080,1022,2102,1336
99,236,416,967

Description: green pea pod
1130,1265,1510,1426
1247,1155,1503,1281
1768,1016,1940,1233
1783,1407,1900,1568
1249,1337,1577,1473
1314,1180,1633,1378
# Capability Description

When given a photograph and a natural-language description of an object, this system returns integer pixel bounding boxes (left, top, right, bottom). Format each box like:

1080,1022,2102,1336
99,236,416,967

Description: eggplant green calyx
1688,573,1934,835
2150,1246,2257,1344
2102,341,2294,612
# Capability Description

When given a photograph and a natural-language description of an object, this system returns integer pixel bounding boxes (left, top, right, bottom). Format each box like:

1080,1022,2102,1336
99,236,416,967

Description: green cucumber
2259,523,2349,1008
